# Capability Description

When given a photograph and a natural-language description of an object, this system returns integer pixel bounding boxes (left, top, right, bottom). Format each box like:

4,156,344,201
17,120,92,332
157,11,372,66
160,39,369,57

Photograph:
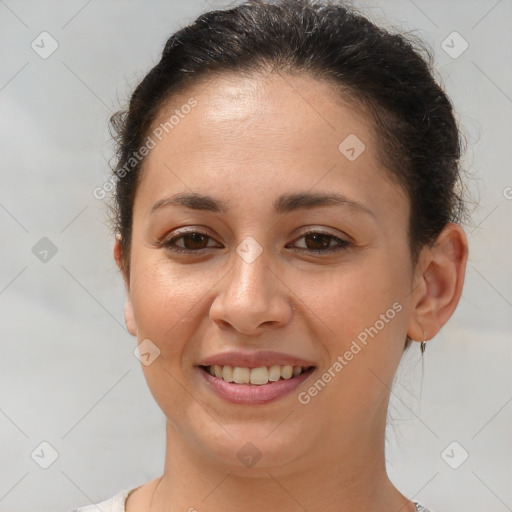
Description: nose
209,245,294,336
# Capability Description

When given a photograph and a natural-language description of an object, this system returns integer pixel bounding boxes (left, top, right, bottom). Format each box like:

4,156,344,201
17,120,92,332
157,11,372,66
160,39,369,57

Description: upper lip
198,350,316,369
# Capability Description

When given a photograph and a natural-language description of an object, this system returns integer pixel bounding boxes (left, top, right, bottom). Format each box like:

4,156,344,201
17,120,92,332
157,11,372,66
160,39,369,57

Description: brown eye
179,232,210,250
161,229,350,255
161,230,220,253
289,231,351,253
304,232,333,250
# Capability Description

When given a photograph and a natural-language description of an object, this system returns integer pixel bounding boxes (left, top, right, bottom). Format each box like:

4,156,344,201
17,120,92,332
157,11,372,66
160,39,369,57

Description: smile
201,364,313,385
197,364,316,404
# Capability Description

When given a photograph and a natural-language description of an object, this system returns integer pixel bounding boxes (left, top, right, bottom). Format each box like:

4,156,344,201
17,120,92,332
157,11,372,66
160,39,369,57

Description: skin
114,71,468,512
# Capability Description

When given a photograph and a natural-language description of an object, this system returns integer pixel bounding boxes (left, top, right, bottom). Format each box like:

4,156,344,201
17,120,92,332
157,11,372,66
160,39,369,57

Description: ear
113,234,137,337
407,222,468,342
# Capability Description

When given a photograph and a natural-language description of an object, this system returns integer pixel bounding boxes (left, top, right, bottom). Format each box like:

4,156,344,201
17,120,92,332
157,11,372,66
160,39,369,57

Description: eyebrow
150,191,376,219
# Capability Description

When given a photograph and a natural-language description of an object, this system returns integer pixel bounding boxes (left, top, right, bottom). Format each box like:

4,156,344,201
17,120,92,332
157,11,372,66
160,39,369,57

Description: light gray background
1,1,511,511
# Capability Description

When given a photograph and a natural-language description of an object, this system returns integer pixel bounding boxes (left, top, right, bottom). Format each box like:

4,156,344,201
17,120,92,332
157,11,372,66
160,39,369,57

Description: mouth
199,364,314,385
197,364,316,404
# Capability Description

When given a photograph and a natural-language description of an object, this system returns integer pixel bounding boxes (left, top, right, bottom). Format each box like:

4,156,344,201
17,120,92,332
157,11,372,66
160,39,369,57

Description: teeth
248,366,267,385
281,365,293,379
205,364,310,385
222,365,234,382
268,365,281,381
233,367,250,384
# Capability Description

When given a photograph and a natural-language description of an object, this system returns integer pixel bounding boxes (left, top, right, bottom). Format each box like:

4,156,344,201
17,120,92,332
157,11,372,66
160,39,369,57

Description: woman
73,0,469,510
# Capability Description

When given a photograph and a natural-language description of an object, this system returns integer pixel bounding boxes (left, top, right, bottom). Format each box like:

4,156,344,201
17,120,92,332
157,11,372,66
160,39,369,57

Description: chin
190,418,314,474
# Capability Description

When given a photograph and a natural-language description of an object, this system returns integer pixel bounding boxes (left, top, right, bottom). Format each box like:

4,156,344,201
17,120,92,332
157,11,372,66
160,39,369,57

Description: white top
68,486,434,512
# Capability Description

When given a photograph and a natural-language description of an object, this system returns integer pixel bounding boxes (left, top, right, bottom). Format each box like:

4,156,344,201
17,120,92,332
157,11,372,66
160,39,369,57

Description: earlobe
124,297,138,337
113,234,137,336
407,222,468,342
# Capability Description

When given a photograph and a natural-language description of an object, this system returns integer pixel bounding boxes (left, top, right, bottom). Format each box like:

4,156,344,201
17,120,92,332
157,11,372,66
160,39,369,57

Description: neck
148,419,415,512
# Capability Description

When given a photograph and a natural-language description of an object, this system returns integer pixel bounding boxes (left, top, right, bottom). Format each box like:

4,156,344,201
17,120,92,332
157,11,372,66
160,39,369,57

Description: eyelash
159,229,351,255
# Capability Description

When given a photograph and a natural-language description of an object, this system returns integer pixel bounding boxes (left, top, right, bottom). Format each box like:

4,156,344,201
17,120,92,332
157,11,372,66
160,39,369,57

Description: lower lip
197,366,315,404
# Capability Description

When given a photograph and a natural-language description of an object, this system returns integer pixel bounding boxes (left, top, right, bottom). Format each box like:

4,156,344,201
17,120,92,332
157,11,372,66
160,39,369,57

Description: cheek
128,256,210,415
307,265,407,411
303,252,410,405
128,255,210,353
304,256,407,336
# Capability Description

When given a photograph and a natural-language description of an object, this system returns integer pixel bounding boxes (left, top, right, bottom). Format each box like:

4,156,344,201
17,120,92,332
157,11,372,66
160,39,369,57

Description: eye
160,229,350,255
160,230,221,253
287,230,351,253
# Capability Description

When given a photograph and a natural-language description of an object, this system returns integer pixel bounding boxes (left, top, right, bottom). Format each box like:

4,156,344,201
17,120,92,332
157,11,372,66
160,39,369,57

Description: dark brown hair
109,0,470,349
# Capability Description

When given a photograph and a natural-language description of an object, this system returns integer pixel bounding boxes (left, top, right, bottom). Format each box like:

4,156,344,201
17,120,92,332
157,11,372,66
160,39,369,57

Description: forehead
135,71,407,223
153,71,372,151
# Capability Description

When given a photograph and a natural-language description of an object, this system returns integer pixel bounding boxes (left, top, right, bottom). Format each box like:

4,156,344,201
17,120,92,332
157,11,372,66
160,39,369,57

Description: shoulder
414,502,435,512
67,489,434,512
67,487,138,512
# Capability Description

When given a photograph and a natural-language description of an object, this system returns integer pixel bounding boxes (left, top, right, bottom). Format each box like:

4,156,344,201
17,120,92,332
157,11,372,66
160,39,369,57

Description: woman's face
116,71,424,473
